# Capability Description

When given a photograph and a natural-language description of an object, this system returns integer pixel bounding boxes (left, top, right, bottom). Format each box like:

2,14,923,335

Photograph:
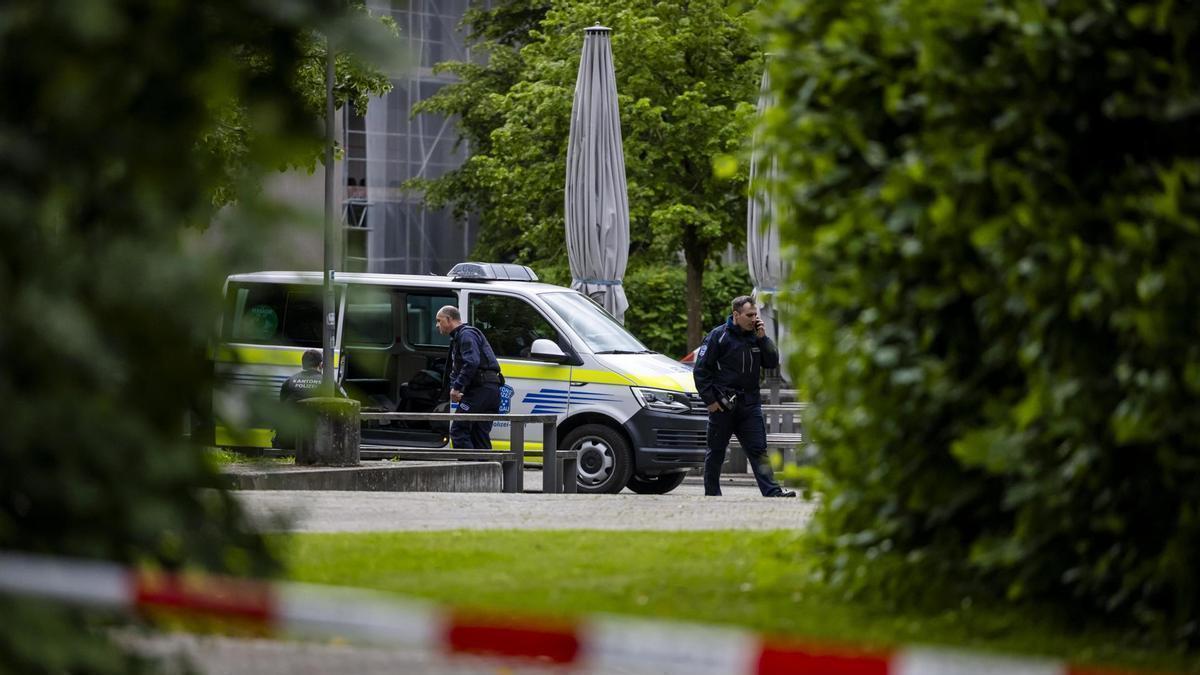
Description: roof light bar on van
447,262,539,282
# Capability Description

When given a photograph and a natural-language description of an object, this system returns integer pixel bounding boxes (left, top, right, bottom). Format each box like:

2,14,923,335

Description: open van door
345,286,457,448
213,279,346,449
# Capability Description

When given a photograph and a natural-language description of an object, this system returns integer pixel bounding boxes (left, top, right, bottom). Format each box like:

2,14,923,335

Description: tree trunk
684,247,706,351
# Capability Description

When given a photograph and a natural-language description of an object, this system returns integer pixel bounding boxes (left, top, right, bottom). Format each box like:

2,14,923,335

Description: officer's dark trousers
704,401,785,496
450,382,501,449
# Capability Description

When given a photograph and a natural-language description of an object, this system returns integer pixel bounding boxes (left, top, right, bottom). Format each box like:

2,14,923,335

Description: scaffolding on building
344,0,480,276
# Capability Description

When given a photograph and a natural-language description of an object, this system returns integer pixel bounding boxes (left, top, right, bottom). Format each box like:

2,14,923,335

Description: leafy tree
624,262,752,358
203,4,396,207
0,1,392,670
763,0,1200,640
414,0,762,349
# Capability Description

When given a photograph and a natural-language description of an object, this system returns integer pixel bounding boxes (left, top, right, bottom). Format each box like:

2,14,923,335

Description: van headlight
632,387,692,414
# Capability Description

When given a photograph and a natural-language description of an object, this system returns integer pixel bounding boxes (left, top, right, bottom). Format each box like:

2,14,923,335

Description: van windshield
541,292,651,354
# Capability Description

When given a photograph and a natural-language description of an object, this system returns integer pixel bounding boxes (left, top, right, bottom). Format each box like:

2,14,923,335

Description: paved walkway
235,477,816,533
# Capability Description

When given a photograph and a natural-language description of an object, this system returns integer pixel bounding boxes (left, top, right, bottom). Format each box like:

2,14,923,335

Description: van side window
405,293,456,348
469,294,561,359
225,283,323,347
344,286,393,347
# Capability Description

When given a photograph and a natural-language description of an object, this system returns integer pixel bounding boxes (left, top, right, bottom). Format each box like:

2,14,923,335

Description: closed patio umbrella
565,25,630,323
746,63,791,378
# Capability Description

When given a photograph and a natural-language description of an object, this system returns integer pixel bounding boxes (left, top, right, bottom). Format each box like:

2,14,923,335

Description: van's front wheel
563,424,632,494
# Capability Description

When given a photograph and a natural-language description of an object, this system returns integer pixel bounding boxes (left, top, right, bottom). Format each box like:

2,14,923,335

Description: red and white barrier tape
0,552,1154,674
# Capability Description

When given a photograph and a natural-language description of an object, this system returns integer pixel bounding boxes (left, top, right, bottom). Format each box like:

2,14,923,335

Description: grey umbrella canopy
746,63,792,378
565,25,630,323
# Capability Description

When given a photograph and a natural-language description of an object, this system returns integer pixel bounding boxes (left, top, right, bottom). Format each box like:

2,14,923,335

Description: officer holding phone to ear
693,295,797,498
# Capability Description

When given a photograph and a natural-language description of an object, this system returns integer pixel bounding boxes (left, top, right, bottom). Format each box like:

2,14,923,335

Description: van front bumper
625,408,709,474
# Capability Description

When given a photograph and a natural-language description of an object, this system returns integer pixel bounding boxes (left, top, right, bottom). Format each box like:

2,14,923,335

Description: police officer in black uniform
274,349,328,449
693,296,797,498
279,349,325,403
437,305,504,448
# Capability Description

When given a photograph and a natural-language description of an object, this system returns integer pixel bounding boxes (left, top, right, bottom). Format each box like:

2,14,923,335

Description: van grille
654,429,707,449
687,393,708,415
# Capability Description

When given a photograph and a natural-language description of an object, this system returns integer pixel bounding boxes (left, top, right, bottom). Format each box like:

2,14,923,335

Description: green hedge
0,1,361,670
763,0,1200,638
623,263,753,358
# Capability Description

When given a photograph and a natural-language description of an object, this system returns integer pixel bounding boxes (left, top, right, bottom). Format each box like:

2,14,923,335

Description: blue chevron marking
530,405,567,414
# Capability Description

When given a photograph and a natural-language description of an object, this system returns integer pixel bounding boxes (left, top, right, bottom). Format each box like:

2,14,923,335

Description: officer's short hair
437,305,461,321
731,295,755,314
302,349,322,369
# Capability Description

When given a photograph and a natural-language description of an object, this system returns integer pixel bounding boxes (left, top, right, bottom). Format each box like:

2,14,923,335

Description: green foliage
202,3,396,207
623,263,752,357
504,256,751,356
0,0,388,670
762,0,1200,639
413,0,761,344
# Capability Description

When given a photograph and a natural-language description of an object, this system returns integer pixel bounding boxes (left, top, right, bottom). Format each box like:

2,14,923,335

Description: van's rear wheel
563,424,632,495
626,471,687,495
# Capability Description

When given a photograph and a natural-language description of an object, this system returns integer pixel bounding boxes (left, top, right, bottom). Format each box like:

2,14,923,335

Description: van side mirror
529,338,568,364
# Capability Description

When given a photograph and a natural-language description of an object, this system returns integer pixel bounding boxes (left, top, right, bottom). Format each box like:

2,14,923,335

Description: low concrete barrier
359,411,576,494
224,461,502,493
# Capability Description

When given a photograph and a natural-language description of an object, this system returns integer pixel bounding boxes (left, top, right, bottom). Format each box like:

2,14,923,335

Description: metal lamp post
321,37,337,395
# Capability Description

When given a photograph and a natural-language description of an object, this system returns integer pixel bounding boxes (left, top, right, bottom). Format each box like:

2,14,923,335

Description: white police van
212,263,708,494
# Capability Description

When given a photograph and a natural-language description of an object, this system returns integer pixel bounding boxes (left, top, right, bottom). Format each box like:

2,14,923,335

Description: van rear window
344,286,393,347
224,283,325,347
405,293,456,348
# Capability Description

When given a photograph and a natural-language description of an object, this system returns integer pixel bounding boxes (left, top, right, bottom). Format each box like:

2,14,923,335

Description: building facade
344,0,480,275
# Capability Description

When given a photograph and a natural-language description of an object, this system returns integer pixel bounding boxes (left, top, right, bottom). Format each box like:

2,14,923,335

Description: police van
213,262,709,494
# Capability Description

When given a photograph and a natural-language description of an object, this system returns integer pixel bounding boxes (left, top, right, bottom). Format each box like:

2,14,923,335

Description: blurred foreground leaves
764,0,1200,644
0,1,394,671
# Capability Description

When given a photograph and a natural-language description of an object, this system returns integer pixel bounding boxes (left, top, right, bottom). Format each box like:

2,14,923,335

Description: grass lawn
275,530,1197,673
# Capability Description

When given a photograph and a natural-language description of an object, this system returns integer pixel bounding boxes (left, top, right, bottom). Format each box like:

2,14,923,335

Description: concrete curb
223,461,502,493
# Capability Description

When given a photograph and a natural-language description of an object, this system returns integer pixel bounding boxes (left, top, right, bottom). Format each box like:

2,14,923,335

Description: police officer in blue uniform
693,296,797,498
437,305,504,448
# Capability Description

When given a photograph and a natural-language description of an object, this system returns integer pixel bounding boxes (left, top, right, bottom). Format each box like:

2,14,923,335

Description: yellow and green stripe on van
213,345,340,368
498,362,695,392
214,348,686,391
